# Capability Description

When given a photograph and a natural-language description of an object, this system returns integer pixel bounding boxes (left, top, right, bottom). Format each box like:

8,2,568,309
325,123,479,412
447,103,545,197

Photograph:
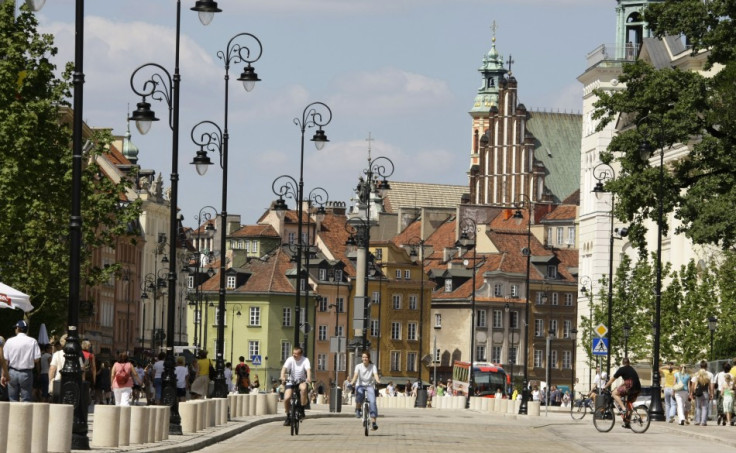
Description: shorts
616,384,639,402
177,388,186,398
285,380,305,390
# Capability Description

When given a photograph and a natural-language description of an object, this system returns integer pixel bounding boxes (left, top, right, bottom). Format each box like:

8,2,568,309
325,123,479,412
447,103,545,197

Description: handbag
673,382,684,391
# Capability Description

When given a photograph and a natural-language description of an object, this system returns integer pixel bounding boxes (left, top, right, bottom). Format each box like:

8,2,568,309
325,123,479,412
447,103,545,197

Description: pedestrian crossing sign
592,338,609,356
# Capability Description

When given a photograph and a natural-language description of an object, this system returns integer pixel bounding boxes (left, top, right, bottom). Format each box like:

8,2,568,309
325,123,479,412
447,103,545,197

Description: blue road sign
592,338,609,356
251,354,262,366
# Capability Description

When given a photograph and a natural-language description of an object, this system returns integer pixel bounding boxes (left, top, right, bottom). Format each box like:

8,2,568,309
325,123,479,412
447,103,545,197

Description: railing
586,43,640,68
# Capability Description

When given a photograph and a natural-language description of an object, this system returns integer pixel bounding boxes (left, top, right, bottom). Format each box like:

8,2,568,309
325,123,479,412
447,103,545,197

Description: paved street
193,408,736,453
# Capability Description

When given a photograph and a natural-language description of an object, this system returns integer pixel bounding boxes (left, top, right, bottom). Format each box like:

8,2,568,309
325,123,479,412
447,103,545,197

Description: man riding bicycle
350,350,381,431
603,357,641,428
280,346,312,426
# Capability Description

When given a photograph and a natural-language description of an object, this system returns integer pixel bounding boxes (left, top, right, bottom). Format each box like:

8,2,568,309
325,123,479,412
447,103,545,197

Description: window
534,319,544,337
536,292,545,304
319,268,327,281
492,310,502,328
407,352,417,372
370,319,379,337
249,306,261,326
549,319,558,336
534,350,543,367
213,307,226,326
288,232,296,244
391,322,401,340
392,294,401,310
375,248,382,260
476,309,487,328
337,353,346,372
335,269,343,282
491,346,500,363
434,348,441,363
550,350,558,369
556,227,564,245
510,284,519,298
408,322,417,341
395,269,402,279
249,340,260,358
567,226,575,246
372,291,381,305
562,351,572,369
317,354,327,371
337,325,344,337
510,311,519,329
508,347,517,365
546,227,554,246
547,265,557,279
551,292,559,305
564,293,573,306
318,325,327,341
493,283,503,297
409,295,418,310
337,297,345,313
434,313,442,328
281,341,291,362
390,351,401,371
319,297,328,312
187,275,194,289
444,279,453,292
226,275,236,290
563,320,572,339
404,270,410,280
282,307,292,327
252,241,258,253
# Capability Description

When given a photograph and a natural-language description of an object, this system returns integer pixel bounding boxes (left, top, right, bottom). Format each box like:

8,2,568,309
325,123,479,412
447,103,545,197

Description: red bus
452,361,510,397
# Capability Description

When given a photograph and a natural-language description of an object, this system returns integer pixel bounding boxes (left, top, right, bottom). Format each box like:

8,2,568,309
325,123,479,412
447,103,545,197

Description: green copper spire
470,21,507,114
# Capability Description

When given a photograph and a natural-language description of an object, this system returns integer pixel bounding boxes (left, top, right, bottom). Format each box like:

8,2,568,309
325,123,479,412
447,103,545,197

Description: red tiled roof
542,204,577,222
231,224,279,238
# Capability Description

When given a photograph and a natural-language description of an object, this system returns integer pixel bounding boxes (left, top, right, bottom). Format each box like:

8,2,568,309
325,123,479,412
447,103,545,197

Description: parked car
636,386,654,409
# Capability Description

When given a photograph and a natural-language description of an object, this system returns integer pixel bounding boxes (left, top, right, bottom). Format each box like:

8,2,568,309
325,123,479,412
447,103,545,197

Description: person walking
0,336,9,402
674,364,691,425
152,352,165,404
723,374,735,426
39,343,52,402
3,320,41,402
660,361,677,423
111,352,139,406
235,356,250,394
174,356,189,402
190,350,211,399
714,362,732,425
690,360,714,426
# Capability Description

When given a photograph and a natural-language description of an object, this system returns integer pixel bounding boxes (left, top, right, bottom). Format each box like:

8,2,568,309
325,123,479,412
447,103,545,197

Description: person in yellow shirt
660,361,677,423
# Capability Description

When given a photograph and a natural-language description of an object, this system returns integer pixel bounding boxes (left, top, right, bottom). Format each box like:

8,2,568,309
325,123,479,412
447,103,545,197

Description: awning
0,282,34,312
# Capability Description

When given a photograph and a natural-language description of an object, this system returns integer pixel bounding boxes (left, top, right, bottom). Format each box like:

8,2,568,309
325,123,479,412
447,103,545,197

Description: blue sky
34,0,615,227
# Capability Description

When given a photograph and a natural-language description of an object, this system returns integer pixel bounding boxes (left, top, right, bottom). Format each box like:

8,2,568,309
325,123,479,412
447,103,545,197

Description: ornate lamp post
708,316,718,361
129,0,223,434
579,275,594,389
512,194,532,415
456,218,477,407
623,324,631,359
189,206,217,351
407,237,429,407
570,328,578,397
189,31,262,399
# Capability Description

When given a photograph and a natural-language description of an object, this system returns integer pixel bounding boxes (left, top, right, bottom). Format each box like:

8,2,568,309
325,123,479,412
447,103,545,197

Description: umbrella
0,282,34,312
38,323,49,345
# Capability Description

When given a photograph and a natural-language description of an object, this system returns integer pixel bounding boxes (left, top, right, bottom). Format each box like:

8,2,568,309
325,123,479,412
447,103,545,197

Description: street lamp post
302,189,329,360
189,31,262,399
351,152,393,354
456,218,478,407
512,195,532,415
546,328,555,415
407,237,428,407
129,1,224,434
505,302,517,396
230,304,242,364
570,328,578,397
579,275,594,389
708,316,718,361
190,206,217,351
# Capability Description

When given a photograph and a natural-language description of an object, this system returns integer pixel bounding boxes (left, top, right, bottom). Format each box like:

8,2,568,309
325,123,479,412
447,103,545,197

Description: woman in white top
350,351,381,431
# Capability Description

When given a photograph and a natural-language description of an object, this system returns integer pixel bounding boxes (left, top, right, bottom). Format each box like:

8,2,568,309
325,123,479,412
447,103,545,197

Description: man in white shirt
3,320,41,402
280,346,311,425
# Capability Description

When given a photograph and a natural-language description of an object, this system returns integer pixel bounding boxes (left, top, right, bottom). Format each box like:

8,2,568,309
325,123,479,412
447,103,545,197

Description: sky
32,0,616,229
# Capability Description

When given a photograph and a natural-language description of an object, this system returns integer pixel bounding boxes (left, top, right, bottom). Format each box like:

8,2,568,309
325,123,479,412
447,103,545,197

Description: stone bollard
207,400,216,427
316,394,325,405
469,397,480,410
487,397,496,412
255,393,267,416
8,403,33,453
228,395,238,418
239,394,248,418
247,394,257,416
118,405,131,447
506,398,515,414
513,398,521,414
47,404,73,453
91,405,120,448
196,401,206,431
179,402,198,434
453,396,464,409
405,396,416,408
31,402,50,453
0,402,8,452
528,401,541,416
129,405,150,444
153,407,166,441
266,393,278,414
147,407,156,443
480,397,489,412
160,406,170,440
214,399,222,425
497,398,508,413
218,399,228,425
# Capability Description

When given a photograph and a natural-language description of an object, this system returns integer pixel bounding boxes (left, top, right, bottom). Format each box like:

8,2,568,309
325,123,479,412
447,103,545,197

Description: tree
0,3,139,333
593,0,736,250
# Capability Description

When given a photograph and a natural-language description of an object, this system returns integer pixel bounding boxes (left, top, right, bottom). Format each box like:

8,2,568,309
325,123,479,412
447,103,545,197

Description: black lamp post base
169,422,183,436
415,388,428,408
519,389,530,415
648,384,665,421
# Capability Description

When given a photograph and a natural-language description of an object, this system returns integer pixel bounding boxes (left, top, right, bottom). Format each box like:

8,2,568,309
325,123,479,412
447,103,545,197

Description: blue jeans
356,385,377,419
154,378,162,402
8,368,33,402
695,392,710,425
664,387,676,421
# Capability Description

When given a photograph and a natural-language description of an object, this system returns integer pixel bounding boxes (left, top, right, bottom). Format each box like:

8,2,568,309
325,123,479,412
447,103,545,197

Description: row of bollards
375,396,417,409
431,395,541,415
91,405,170,448
0,402,73,453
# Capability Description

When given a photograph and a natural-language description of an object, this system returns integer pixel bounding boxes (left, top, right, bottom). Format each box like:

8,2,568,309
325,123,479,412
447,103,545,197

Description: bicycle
356,385,376,436
570,391,595,420
593,388,650,433
286,380,305,436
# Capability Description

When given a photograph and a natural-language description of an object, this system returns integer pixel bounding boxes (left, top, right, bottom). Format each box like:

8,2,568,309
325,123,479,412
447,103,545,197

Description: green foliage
0,2,140,335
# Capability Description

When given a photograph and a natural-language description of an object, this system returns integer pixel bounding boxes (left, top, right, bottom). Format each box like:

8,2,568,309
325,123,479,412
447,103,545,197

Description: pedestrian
132,361,144,404
714,361,732,425
251,374,260,393
660,361,677,423
175,356,189,402
0,336,9,402
111,352,140,406
190,350,211,399
674,364,691,425
235,356,250,394
48,335,83,400
39,343,52,402
95,361,112,405
723,374,735,426
152,351,165,404
3,320,41,402
690,360,714,426
224,362,234,393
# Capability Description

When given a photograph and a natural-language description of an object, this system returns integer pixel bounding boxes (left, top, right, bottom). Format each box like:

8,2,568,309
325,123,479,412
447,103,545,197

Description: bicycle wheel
593,406,615,432
363,402,370,436
570,400,587,420
628,405,651,433
290,402,299,436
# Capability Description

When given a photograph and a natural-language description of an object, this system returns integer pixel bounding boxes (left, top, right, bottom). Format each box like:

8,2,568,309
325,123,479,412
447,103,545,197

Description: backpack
82,351,94,382
114,363,129,386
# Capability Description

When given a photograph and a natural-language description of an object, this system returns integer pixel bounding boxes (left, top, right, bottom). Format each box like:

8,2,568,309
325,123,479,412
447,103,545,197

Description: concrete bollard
214,399,222,425
247,394,257,416
160,406,170,440
239,394,248,418
147,407,156,443
31,402,50,453
506,399,515,414
255,393,267,416
513,398,521,414
153,407,165,442
0,402,8,453
227,395,238,418
470,397,480,410
487,397,496,412
480,397,489,412
129,405,150,444
118,405,131,447
207,400,216,427
8,403,33,453
528,401,541,416
497,398,508,413
316,394,325,405
196,401,206,431
218,399,228,425
91,405,120,448
47,404,73,453
405,396,416,408
266,393,278,414
179,402,198,434
453,396,464,409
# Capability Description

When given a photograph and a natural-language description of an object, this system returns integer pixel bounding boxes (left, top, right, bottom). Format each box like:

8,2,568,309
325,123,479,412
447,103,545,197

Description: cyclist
350,350,381,431
280,346,311,426
603,357,641,428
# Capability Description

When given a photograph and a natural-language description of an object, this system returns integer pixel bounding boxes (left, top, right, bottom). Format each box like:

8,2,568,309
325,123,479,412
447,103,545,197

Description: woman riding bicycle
350,351,381,431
